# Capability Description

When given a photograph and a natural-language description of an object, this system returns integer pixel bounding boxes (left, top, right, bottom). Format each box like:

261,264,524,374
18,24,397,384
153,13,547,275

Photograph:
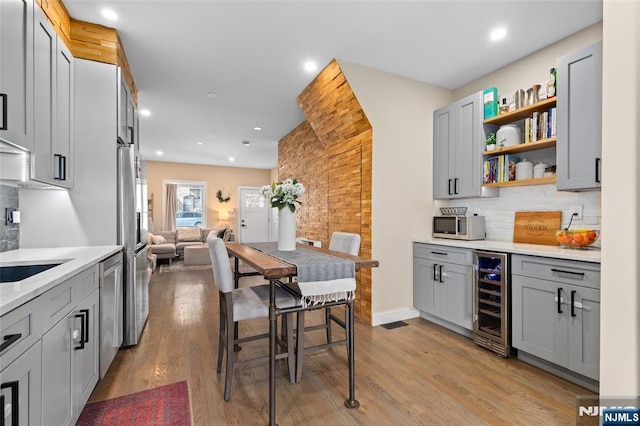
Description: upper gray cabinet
433,91,484,199
33,6,74,188
117,69,137,145
0,0,34,151
556,41,603,191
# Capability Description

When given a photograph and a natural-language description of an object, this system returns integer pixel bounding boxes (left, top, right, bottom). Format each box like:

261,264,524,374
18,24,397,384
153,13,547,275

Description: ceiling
64,0,602,170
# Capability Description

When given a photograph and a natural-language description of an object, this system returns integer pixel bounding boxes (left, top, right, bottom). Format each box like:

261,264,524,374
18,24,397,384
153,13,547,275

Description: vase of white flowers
261,178,306,251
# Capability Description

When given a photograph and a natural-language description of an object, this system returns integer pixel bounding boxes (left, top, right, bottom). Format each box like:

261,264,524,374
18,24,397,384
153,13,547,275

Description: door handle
0,334,22,353
81,309,90,343
556,288,563,314
439,265,445,283
570,291,577,317
595,158,601,183
0,93,7,130
551,268,585,278
74,311,86,350
0,380,19,426
433,264,438,281
454,178,459,195
448,179,453,195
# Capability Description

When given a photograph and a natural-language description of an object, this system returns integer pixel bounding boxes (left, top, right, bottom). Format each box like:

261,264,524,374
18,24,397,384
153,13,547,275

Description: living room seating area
148,227,234,264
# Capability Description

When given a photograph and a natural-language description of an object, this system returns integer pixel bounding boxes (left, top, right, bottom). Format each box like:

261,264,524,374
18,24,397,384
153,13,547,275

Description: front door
238,187,270,243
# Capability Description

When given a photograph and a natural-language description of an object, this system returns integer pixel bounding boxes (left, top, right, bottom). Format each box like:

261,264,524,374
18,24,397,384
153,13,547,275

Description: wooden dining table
225,242,379,426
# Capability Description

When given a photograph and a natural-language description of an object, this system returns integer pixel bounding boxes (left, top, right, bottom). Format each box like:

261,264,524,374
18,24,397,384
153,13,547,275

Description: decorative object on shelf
216,189,230,203
496,124,521,148
483,87,499,119
261,178,306,251
526,84,541,106
546,67,557,98
486,132,497,151
515,159,533,181
513,89,525,109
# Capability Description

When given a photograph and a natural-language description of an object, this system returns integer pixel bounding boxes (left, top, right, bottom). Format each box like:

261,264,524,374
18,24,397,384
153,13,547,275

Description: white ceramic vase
278,207,296,251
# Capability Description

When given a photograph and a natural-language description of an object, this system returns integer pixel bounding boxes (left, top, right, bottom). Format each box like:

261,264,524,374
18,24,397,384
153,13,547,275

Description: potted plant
486,132,497,151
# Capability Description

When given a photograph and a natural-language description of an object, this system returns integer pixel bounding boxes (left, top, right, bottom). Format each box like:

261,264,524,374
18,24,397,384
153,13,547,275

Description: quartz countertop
0,246,122,315
413,237,601,263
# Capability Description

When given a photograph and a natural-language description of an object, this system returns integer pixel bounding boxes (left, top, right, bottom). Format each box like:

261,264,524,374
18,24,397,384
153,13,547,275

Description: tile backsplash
441,184,601,243
0,185,20,252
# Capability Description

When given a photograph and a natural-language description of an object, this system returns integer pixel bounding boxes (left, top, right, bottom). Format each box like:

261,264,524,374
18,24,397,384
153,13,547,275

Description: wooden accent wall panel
280,59,373,323
33,0,139,105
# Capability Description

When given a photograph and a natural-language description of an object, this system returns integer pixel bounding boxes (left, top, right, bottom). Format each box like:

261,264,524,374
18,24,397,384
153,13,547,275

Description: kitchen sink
0,263,63,283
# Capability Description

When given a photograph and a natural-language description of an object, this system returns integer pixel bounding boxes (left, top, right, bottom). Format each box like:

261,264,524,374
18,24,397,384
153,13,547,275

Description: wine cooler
473,251,511,357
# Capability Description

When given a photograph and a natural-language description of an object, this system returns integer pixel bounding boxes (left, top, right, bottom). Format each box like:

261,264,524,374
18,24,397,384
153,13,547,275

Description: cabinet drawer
512,255,600,289
41,276,76,328
76,265,99,303
0,297,43,371
413,243,472,265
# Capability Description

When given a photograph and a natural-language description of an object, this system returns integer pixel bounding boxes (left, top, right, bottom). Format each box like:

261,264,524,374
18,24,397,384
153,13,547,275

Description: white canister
515,159,533,180
496,124,521,148
533,162,548,179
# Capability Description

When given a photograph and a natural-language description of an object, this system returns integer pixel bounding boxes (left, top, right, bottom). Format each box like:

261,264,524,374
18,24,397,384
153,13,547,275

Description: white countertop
413,237,601,263
0,246,122,315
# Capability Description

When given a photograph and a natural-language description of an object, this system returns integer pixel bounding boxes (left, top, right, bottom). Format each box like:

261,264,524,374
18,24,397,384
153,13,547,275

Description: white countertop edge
0,245,123,315
412,238,601,263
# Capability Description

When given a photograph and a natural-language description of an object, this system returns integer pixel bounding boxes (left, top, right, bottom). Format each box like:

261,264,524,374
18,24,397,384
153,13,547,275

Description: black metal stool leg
344,299,359,409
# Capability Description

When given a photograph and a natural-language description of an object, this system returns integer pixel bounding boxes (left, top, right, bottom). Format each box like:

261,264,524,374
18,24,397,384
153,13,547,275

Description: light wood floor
89,265,596,425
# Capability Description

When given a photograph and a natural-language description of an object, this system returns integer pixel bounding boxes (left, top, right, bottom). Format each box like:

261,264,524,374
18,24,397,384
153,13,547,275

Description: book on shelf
524,107,556,142
483,154,521,184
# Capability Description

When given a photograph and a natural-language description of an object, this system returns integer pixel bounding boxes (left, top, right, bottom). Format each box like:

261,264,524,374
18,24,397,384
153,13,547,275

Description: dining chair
207,235,297,401
294,231,361,382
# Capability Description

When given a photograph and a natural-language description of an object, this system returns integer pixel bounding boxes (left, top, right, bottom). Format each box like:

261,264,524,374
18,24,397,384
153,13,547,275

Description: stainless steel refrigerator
118,143,149,346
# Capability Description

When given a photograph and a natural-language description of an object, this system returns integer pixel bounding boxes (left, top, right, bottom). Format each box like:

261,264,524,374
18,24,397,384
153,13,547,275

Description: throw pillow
217,228,226,238
222,228,232,242
177,227,202,242
151,235,166,244
147,232,153,245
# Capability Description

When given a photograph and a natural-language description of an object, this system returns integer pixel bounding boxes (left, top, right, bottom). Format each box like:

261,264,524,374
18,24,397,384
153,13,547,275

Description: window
165,181,206,229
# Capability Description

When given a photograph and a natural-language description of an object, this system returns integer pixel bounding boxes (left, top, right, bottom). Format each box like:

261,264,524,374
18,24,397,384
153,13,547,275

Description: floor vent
380,321,409,330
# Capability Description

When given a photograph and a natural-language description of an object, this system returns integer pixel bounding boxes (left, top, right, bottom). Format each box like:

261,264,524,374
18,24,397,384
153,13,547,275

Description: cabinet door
567,285,600,380
433,104,454,199
413,256,438,316
41,316,73,426
439,262,472,330
73,289,100,419
117,71,132,144
452,91,483,198
556,41,603,191
54,39,74,187
0,0,34,151
512,276,568,367
0,341,42,426
33,7,56,184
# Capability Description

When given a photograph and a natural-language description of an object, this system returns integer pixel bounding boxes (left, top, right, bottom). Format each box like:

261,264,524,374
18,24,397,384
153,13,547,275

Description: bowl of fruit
555,229,599,248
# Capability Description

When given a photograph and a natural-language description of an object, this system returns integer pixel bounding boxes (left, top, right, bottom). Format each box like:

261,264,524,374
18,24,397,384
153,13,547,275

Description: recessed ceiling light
490,27,507,42
207,92,219,98
140,109,151,117
228,157,235,162
304,61,318,72
101,9,118,21
242,141,251,147
156,151,163,156
253,126,262,131
196,141,203,145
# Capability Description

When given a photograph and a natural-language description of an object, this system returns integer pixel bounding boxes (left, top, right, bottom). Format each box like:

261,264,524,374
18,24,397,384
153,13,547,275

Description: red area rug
77,381,191,425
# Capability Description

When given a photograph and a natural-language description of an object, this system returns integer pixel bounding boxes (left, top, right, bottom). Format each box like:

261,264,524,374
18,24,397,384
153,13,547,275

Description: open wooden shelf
483,176,556,188
482,138,556,156
483,97,556,126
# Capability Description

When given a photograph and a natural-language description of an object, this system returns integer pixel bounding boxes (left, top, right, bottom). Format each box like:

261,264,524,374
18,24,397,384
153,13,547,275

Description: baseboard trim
371,307,419,326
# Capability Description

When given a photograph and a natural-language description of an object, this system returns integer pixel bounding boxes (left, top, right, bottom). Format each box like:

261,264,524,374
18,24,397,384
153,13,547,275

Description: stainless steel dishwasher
100,252,124,378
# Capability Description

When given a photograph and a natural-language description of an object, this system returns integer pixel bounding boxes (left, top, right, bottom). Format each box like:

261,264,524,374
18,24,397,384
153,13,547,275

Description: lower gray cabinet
0,341,42,425
413,243,473,331
41,266,100,425
511,254,600,381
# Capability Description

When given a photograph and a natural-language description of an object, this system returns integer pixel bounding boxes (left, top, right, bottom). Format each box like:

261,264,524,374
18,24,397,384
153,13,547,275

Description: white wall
20,60,118,248
600,0,639,398
338,60,452,325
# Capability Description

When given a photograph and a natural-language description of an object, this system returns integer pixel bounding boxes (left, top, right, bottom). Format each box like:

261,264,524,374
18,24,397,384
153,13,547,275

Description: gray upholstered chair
294,231,361,382
207,235,297,401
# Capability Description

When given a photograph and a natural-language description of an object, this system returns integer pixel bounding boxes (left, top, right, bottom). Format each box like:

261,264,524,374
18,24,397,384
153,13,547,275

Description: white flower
263,178,306,212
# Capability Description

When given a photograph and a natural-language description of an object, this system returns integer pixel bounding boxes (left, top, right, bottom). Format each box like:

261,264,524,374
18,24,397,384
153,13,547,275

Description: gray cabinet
0,341,42,425
511,254,600,381
556,41,603,191
413,243,473,331
41,265,100,425
118,69,137,145
0,0,34,151
32,6,74,188
433,91,484,199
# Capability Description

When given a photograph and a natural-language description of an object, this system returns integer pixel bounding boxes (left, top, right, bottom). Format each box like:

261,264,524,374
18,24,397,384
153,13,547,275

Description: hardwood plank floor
89,266,596,425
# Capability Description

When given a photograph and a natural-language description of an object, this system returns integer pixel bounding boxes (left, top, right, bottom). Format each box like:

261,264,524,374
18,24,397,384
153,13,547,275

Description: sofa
148,227,234,263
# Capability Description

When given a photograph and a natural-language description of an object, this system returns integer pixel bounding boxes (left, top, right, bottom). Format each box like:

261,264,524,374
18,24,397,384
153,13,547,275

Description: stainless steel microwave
433,215,486,240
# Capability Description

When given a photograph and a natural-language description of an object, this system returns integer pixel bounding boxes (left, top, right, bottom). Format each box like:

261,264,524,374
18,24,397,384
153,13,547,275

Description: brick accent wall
279,60,373,322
